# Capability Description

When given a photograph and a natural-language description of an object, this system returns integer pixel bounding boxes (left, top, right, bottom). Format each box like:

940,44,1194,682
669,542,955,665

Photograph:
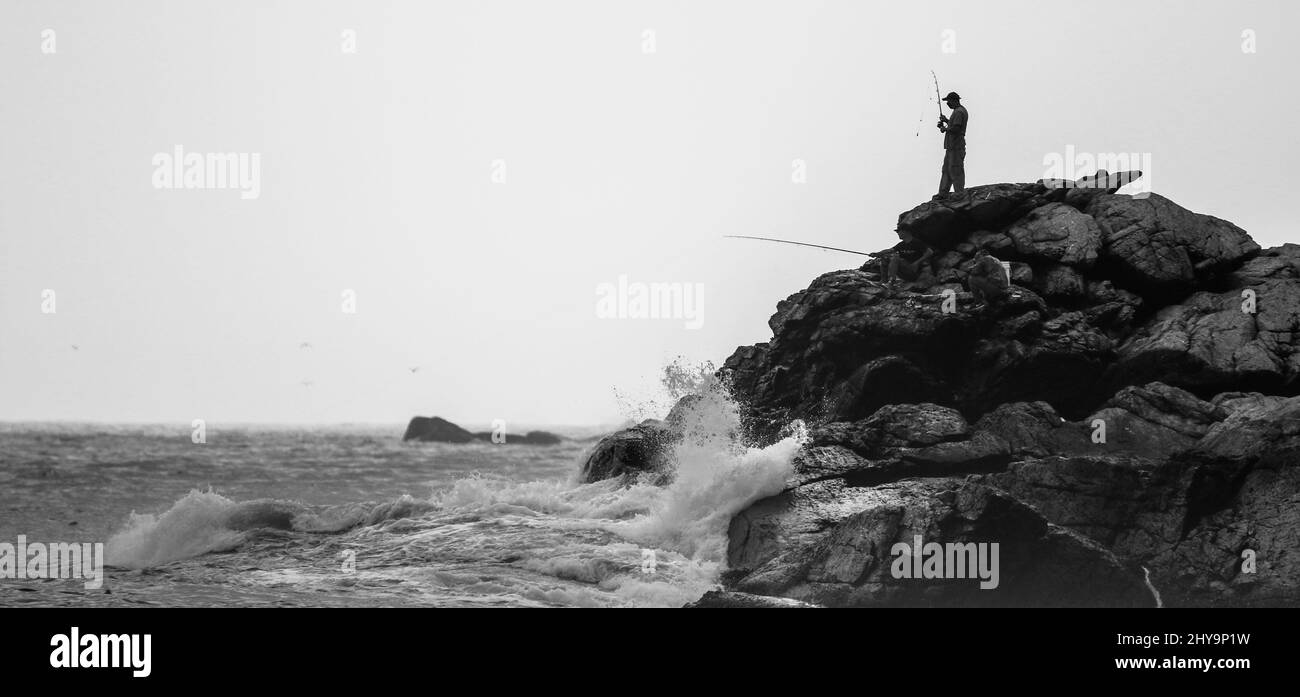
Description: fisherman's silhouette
882,247,934,288
936,92,968,197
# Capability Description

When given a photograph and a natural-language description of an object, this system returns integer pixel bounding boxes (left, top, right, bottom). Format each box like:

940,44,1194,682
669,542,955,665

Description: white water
89,378,805,607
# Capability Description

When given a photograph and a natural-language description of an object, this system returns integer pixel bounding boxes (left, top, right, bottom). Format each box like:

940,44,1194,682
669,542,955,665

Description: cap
943,92,961,101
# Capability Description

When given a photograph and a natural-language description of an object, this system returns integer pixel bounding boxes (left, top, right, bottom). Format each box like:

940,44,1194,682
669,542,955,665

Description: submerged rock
470,430,563,445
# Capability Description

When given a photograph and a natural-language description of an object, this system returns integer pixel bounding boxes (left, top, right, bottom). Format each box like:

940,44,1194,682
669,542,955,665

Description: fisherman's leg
938,152,952,195
951,149,966,193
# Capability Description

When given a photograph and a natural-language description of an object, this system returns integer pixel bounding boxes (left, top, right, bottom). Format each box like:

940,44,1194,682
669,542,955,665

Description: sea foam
100,368,805,609
615,378,805,562
106,490,247,569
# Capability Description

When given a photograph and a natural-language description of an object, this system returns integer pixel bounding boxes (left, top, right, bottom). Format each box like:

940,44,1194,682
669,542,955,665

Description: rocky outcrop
402,416,562,445
727,477,1154,607
403,416,475,443
578,419,677,483
802,403,1011,486
703,183,1299,607
487,431,563,445
577,393,723,484
1112,276,1300,395
994,202,1103,268
684,590,819,608
1086,194,1259,302
722,185,1287,436
979,394,1300,607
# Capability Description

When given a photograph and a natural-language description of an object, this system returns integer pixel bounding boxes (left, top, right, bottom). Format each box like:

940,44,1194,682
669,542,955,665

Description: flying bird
408,366,420,373
299,342,313,350
301,380,314,387
70,345,79,351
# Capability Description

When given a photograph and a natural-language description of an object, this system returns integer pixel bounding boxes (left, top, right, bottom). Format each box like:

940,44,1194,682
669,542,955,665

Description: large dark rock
403,416,475,443
698,184,1300,608
402,416,563,445
725,189,1296,435
1082,382,1225,461
727,477,1154,607
578,420,676,483
1228,242,1300,285
1113,277,1300,395
1000,202,1103,268
1087,194,1259,301
981,454,1181,556
896,182,1053,249
721,269,1118,427
973,401,1090,457
977,396,1300,607
805,403,1010,485
812,402,971,452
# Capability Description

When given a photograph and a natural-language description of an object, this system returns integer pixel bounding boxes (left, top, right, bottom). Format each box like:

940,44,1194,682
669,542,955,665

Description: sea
0,390,805,608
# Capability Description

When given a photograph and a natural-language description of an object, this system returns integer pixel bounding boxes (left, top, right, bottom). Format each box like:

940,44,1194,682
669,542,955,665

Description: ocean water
0,391,804,607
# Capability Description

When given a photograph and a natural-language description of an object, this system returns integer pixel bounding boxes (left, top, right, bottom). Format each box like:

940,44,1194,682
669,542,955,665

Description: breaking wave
102,376,805,606
106,490,247,569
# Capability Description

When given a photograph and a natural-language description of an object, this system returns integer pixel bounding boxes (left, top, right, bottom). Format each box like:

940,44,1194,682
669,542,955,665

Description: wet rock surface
707,184,1298,606
578,419,677,484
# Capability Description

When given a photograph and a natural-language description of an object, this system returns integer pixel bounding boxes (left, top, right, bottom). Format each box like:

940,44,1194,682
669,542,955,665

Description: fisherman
882,246,934,287
936,91,968,197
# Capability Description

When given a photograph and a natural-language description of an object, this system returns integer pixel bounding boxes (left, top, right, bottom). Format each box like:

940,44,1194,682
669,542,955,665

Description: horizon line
0,417,630,430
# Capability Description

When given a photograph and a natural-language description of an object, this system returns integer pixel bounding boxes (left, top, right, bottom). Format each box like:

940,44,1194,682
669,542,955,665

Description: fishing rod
724,235,901,291
931,70,943,122
725,234,983,299
723,235,874,256
917,70,944,136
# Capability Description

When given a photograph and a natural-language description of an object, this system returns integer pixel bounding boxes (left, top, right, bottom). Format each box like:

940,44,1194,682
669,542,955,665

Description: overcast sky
1,0,1296,426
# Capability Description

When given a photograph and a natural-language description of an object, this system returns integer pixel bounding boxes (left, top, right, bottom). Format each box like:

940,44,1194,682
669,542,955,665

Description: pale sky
1,0,1296,426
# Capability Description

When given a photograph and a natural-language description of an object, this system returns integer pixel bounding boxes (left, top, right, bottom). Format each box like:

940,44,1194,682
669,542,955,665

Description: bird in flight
299,342,313,350
409,366,420,373
301,380,314,387
71,345,79,351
